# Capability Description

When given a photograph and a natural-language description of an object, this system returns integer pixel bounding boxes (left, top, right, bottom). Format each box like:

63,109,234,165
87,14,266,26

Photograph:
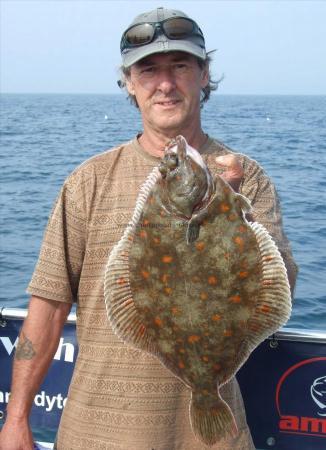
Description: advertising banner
237,337,326,450
0,316,77,443
1,313,325,449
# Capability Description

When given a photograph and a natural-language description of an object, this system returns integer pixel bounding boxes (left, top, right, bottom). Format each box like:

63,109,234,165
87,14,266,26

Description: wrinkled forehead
133,51,197,67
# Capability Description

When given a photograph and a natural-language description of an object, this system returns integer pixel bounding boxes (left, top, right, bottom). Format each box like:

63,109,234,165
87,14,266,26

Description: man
0,7,297,450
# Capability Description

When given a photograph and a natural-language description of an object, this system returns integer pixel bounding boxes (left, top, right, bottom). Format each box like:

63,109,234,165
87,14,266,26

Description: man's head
118,8,219,137
119,8,219,109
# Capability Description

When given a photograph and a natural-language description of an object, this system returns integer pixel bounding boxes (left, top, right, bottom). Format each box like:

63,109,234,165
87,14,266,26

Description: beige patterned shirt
27,137,297,450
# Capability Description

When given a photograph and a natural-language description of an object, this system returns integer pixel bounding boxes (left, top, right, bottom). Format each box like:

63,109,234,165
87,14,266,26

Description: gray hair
117,52,222,108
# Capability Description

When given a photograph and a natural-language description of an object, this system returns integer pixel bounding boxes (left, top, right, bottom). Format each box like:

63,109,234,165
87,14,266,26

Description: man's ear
126,78,135,96
200,63,209,88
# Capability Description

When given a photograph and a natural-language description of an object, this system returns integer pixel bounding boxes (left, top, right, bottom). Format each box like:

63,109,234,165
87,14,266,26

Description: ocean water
0,93,325,330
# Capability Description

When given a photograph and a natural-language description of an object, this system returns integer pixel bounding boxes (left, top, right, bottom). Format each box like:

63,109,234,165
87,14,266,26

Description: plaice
104,135,292,446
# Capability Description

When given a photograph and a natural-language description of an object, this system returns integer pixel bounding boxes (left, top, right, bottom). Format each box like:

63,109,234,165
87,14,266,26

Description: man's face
126,52,209,134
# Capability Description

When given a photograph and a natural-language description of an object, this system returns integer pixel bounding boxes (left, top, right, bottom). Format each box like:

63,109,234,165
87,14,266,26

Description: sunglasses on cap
120,17,205,52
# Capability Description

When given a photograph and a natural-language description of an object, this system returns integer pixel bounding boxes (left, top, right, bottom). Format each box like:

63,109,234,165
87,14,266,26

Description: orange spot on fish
188,335,201,344
233,236,244,247
161,274,170,284
233,236,244,253
239,271,249,279
141,270,150,279
162,255,173,263
160,210,166,217
213,363,221,371
228,213,237,221
195,241,205,251
171,306,180,315
202,355,209,362
164,287,173,295
229,295,241,304
179,348,185,354
128,235,134,241
178,360,185,369
219,202,230,213
238,225,247,233
249,323,261,332
224,329,233,337
138,324,146,336
139,230,147,239
154,317,163,327
260,305,271,314
200,292,208,301
143,219,150,226
208,276,218,285
153,236,161,245
212,314,221,321
116,277,127,285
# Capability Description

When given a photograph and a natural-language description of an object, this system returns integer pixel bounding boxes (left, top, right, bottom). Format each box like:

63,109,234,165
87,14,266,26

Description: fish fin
104,166,161,355
190,391,238,445
218,222,293,387
245,221,292,348
235,193,252,214
187,221,200,244
176,135,187,159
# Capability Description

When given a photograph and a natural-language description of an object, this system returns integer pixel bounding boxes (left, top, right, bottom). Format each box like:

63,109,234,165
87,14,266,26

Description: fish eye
159,163,167,177
167,157,178,170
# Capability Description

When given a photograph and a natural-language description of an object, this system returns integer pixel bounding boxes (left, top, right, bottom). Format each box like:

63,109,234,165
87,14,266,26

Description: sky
1,0,326,95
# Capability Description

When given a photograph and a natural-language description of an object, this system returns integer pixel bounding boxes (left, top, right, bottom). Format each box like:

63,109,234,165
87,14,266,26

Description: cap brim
122,38,206,68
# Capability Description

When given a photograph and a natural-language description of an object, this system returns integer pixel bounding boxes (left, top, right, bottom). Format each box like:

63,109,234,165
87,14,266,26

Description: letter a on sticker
279,415,299,431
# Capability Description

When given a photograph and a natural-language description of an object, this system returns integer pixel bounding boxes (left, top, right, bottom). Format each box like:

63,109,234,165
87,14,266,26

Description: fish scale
104,135,292,446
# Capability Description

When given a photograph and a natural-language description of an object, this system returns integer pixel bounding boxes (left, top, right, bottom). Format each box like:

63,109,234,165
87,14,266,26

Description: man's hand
0,416,34,450
215,154,243,193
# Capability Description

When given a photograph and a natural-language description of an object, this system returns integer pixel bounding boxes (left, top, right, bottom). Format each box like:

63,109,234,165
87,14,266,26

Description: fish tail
190,391,238,446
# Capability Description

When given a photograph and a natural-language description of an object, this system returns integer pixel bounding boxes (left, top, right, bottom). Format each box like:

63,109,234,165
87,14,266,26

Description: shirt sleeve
240,156,299,294
27,170,87,303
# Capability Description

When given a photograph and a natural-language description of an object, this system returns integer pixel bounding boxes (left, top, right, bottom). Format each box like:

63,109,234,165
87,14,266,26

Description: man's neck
138,128,208,158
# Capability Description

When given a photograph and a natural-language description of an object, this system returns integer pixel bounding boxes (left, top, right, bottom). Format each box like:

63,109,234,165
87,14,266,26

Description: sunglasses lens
163,18,194,39
125,23,155,46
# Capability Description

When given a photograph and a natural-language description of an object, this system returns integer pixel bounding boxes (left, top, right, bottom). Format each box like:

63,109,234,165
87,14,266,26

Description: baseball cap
120,7,207,68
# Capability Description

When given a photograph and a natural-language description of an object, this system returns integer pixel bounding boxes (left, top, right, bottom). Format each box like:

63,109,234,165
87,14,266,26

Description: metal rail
1,307,325,343
0,307,77,324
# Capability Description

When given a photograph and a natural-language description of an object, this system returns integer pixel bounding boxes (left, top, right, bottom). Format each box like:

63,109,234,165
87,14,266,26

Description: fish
104,135,292,446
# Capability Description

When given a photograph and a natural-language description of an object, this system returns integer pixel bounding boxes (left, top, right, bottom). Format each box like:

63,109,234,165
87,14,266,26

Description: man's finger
215,154,243,192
